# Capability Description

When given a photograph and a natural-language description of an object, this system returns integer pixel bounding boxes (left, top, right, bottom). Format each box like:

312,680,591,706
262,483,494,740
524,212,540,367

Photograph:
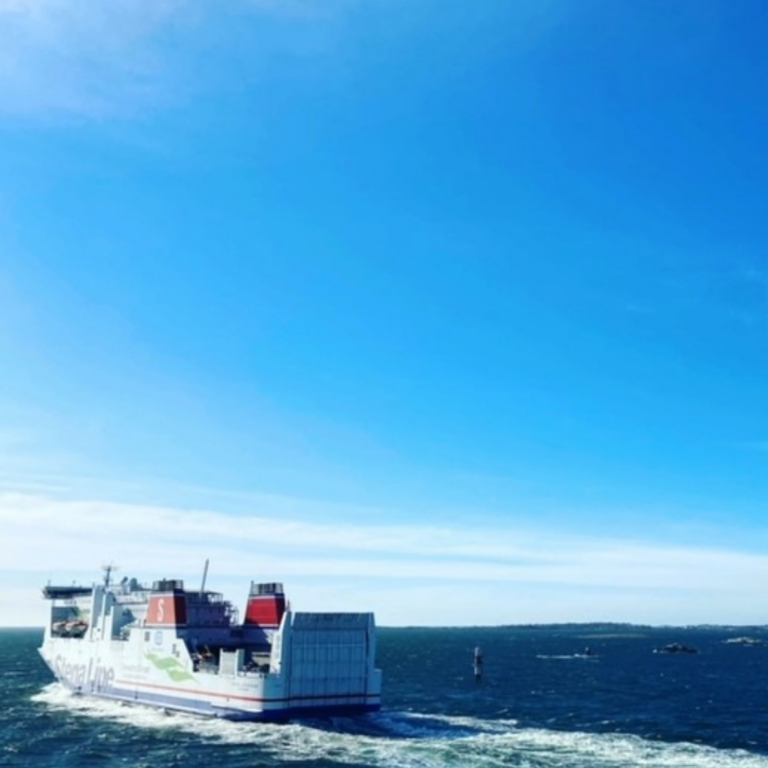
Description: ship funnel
146,579,188,627
244,582,286,627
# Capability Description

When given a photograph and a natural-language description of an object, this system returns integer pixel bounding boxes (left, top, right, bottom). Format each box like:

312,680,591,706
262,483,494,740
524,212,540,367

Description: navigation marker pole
473,646,483,680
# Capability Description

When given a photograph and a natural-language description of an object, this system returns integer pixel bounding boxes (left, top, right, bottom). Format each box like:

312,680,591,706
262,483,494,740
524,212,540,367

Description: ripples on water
3,626,768,767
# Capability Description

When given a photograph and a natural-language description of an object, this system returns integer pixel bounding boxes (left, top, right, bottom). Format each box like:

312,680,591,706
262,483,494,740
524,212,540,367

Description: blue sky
2,0,768,626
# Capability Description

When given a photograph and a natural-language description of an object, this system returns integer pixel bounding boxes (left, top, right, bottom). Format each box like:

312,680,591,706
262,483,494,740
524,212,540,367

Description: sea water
2,625,768,767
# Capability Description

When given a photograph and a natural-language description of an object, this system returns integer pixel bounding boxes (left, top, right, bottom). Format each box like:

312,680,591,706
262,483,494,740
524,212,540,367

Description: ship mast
102,563,119,587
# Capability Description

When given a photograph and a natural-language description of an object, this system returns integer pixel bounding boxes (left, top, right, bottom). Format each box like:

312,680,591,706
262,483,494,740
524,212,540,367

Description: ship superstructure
39,568,382,720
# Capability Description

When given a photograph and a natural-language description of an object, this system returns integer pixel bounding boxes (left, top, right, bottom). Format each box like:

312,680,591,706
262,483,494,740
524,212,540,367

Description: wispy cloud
3,490,767,626
0,0,182,117
0,0,339,118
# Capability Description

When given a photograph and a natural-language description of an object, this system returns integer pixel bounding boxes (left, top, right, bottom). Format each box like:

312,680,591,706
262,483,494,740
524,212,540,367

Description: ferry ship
38,566,382,720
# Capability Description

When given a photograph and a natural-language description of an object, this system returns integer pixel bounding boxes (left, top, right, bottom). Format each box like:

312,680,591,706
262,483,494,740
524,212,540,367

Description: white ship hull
39,574,382,721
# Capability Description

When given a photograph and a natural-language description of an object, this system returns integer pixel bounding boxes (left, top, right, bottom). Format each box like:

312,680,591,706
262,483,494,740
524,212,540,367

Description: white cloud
2,490,768,627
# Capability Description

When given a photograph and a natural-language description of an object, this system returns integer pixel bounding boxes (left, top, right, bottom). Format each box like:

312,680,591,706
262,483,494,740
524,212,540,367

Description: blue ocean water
3,625,768,767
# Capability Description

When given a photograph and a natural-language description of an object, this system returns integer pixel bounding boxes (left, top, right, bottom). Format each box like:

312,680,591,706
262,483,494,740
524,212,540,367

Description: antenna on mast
200,559,210,594
102,563,119,587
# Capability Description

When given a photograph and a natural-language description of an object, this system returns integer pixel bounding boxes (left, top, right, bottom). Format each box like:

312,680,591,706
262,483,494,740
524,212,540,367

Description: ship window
145,631,150,642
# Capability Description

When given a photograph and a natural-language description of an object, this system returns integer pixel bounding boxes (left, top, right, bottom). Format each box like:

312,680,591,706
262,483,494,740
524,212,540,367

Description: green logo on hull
144,652,197,683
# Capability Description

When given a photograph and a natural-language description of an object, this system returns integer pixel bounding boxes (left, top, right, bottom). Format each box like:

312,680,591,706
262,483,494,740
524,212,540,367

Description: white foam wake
31,685,768,768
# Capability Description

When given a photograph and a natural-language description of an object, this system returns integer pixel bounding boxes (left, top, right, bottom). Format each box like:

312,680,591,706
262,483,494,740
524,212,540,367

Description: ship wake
31,685,768,768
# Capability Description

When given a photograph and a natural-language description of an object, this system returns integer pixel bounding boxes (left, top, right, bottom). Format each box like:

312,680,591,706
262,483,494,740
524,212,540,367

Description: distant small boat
653,643,698,654
724,636,764,646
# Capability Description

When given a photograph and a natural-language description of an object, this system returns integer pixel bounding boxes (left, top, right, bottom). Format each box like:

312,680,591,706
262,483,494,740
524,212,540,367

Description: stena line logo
54,655,115,690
